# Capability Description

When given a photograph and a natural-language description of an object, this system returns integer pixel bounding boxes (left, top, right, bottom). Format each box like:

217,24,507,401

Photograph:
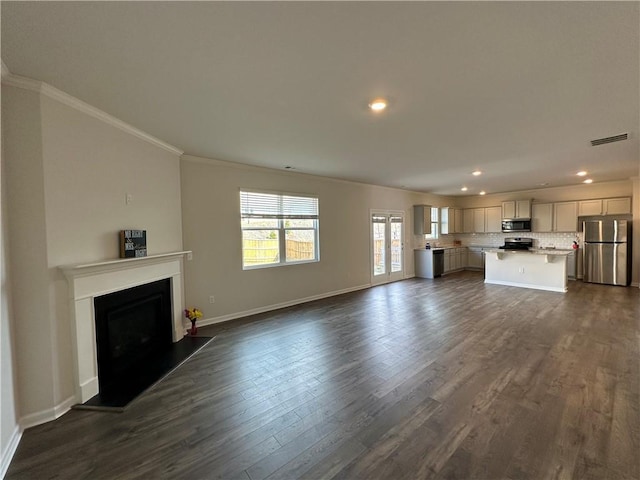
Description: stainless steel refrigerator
583,219,630,286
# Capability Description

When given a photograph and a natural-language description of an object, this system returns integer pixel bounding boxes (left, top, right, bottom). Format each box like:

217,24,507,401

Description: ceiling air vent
590,133,628,146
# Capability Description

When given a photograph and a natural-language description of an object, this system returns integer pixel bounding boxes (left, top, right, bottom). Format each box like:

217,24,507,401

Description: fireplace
94,278,173,396
61,252,191,403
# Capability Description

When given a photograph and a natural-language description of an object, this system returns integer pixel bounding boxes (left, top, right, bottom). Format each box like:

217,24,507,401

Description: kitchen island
484,249,572,292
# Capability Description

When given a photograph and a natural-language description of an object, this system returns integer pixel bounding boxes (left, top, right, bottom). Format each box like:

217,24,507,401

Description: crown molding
1,66,183,156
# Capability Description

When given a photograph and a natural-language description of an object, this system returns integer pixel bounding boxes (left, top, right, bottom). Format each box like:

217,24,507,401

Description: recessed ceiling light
479,191,486,195
538,182,550,186
284,166,295,170
461,186,468,192
583,178,593,184
472,170,482,176
576,171,587,176
369,99,387,111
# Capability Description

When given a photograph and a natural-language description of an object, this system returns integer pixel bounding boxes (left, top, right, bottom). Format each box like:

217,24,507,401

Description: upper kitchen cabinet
440,207,464,234
605,197,631,214
502,200,531,219
413,205,432,235
473,208,486,233
553,201,578,232
531,203,553,232
463,209,474,233
578,199,603,216
578,197,631,216
484,206,502,232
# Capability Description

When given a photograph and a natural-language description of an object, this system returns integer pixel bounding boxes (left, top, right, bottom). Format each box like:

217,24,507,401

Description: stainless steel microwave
502,219,531,232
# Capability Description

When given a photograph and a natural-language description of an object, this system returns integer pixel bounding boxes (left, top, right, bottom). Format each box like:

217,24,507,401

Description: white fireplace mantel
60,251,192,403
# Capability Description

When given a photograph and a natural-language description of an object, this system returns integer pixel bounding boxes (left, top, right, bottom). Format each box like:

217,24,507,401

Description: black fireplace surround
94,278,173,399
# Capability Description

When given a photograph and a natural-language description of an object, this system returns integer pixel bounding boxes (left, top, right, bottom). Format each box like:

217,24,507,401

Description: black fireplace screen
94,278,172,394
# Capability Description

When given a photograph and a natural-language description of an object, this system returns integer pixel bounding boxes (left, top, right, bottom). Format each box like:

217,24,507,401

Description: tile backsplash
414,232,583,250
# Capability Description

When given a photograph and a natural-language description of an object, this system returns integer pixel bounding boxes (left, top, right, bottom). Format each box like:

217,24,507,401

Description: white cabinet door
532,203,553,232
454,208,464,233
578,199,602,216
516,200,531,219
604,197,631,215
554,202,578,232
502,201,515,219
473,208,485,233
413,205,431,235
485,206,502,232
467,248,484,269
463,209,474,233
456,248,467,269
444,250,452,272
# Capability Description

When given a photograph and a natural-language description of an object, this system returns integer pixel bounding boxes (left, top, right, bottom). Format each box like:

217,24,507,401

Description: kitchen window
425,207,439,239
240,190,319,269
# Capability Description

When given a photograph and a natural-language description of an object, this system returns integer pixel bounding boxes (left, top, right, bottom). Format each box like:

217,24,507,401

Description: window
240,190,319,269
425,207,439,239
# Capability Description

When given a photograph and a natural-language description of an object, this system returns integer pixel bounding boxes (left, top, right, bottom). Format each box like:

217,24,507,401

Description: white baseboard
194,283,372,328
631,281,639,288
19,395,76,430
1,425,22,479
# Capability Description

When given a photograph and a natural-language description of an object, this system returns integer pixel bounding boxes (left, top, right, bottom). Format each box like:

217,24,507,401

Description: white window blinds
240,191,319,219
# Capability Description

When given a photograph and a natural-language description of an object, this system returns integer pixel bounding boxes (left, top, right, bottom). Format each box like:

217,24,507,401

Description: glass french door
371,211,404,284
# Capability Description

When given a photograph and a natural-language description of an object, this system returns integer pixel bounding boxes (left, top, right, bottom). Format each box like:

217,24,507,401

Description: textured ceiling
2,1,638,196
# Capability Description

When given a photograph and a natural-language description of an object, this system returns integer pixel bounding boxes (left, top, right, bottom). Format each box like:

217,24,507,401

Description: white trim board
0,425,22,479
1,68,183,156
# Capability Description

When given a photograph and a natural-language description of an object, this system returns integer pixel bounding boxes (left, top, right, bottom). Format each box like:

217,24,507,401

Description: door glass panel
390,216,403,273
372,216,386,276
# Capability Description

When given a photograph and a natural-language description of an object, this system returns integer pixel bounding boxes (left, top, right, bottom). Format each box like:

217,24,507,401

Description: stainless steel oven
501,219,531,233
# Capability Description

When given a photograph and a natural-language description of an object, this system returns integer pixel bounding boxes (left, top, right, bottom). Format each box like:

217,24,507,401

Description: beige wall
2,84,183,423
180,155,452,322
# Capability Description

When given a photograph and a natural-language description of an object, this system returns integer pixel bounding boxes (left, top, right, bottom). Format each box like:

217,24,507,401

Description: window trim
240,189,320,270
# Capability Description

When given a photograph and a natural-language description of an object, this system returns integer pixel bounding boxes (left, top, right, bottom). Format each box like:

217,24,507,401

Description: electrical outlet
187,252,193,261
125,193,133,205
209,296,215,304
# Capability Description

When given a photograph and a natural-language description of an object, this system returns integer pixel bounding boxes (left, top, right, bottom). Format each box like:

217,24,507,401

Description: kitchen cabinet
502,200,531,219
567,250,576,280
456,248,467,270
577,197,631,216
454,208,463,233
485,206,502,232
413,205,432,235
604,197,631,214
578,199,602,216
467,247,484,269
443,247,467,273
473,208,486,233
553,201,578,232
440,207,464,234
463,209,474,233
532,203,553,232
444,249,452,272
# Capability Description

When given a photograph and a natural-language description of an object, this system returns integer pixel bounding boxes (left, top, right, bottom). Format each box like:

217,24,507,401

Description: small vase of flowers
185,307,203,335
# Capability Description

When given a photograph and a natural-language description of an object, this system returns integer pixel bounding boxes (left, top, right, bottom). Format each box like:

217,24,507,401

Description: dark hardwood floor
7,271,640,479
